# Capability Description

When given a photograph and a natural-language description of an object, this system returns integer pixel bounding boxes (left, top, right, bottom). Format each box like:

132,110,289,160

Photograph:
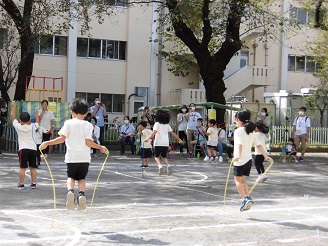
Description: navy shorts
234,159,252,176
154,146,168,158
67,163,89,181
18,149,37,168
141,148,152,159
207,145,218,151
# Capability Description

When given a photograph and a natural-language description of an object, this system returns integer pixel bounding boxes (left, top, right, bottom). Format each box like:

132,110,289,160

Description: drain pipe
156,3,164,106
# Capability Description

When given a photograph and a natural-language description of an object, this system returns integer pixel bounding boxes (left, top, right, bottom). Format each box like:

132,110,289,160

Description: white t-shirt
13,119,38,150
34,125,48,145
293,116,311,135
187,111,202,130
207,127,218,146
254,132,267,155
234,127,260,166
218,129,227,144
141,129,153,148
153,122,172,147
93,125,100,144
39,110,54,130
177,113,187,131
59,118,93,163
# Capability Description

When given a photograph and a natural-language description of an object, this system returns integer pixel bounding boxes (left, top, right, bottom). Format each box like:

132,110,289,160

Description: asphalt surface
0,151,327,246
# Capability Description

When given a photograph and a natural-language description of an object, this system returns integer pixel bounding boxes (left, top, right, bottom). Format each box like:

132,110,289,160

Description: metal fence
4,123,328,152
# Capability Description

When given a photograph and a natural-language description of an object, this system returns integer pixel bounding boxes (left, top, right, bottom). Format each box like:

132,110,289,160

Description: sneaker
167,165,172,176
17,183,25,189
282,159,286,163
188,152,193,157
256,175,262,183
30,183,37,189
218,156,223,162
210,157,215,161
66,190,75,210
261,174,268,182
203,156,210,161
140,164,149,168
240,197,253,212
77,194,87,210
295,160,299,164
158,166,164,176
298,157,304,161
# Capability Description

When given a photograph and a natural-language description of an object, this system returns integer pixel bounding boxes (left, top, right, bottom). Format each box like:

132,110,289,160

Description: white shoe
218,156,223,162
282,159,286,163
203,156,210,161
261,174,268,182
210,157,215,161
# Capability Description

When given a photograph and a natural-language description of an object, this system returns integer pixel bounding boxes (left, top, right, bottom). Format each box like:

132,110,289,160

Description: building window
78,37,126,60
0,28,8,49
290,7,314,25
288,55,318,73
76,92,125,113
34,35,67,56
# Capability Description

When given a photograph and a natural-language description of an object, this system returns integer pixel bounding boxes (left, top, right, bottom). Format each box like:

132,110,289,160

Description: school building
2,0,321,124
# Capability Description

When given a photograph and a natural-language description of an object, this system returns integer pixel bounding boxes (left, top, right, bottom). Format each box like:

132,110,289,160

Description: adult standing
38,100,54,157
292,107,311,161
90,97,107,145
186,103,202,157
0,98,7,155
177,105,188,153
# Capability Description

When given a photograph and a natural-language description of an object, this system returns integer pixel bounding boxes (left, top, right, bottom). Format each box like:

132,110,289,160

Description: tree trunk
13,36,34,101
0,57,11,102
320,110,324,127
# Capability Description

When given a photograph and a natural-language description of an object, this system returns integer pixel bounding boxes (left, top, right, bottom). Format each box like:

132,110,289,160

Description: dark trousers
121,136,135,154
99,126,105,146
178,130,188,153
42,133,52,154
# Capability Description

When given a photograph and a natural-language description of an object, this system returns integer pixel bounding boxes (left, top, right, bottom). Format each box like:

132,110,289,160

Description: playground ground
0,151,327,246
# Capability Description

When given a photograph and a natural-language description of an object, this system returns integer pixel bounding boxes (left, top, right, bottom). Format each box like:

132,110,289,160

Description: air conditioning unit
135,87,148,97
301,88,316,94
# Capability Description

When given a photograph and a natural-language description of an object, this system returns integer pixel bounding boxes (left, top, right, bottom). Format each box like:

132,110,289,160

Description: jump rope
223,159,275,207
17,101,110,227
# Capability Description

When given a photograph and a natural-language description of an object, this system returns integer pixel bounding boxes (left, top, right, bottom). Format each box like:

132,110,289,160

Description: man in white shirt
39,100,54,157
90,97,107,145
185,103,202,157
292,107,311,161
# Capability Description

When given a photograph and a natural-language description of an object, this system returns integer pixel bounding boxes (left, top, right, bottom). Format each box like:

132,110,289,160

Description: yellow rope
39,146,109,228
223,160,275,206
248,160,274,196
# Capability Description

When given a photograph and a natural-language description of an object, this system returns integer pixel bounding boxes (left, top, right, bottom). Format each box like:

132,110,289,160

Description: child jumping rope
40,98,108,210
233,110,272,212
144,110,183,176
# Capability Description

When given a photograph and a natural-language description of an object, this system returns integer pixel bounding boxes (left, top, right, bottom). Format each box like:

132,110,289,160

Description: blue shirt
90,106,105,127
120,124,135,136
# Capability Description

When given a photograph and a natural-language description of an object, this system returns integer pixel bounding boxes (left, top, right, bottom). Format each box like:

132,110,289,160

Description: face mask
299,111,305,116
261,112,266,116
191,107,196,111
91,120,96,125
181,108,187,113
124,120,129,124
95,100,101,105
146,125,151,129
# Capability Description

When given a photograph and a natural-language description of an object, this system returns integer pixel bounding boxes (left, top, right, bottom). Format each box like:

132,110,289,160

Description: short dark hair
288,137,294,143
300,106,306,112
155,110,170,124
209,119,216,125
70,98,89,115
197,118,203,122
91,116,97,125
20,112,30,123
139,121,147,128
180,104,187,113
41,100,48,105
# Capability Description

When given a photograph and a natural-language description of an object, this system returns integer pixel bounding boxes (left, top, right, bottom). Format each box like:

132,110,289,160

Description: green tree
156,0,290,122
